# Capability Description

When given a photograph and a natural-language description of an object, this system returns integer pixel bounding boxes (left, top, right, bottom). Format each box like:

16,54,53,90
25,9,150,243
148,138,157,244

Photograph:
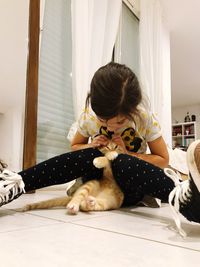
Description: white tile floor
1,189,200,267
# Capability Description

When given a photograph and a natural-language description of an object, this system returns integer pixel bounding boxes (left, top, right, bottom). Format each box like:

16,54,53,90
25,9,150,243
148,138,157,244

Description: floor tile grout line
1,210,200,253
0,222,62,235
69,222,200,253
3,208,200,253
12,209,116,223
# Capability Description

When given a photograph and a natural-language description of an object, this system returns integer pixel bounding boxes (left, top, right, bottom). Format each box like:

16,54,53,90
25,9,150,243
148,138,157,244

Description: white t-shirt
77,107,162,154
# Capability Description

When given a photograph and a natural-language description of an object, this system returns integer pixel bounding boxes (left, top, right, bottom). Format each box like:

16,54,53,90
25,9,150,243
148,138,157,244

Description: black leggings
19,148,175,206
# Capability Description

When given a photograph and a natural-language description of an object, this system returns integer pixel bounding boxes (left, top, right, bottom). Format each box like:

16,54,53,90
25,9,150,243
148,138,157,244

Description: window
114,2,139,75
36,1,139,163
36,0,74,163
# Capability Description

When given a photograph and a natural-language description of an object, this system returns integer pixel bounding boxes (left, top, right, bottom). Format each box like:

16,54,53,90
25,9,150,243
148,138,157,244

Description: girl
1,62,200,236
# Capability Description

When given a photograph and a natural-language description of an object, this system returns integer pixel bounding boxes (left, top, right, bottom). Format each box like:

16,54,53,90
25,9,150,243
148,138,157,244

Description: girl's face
97,115,129,132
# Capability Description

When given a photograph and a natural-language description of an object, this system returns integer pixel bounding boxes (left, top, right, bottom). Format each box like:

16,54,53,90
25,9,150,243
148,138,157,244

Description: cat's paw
80,196,96,211
66,203,79,215
106,151,118,161
93,157,108,168
86,196,96,209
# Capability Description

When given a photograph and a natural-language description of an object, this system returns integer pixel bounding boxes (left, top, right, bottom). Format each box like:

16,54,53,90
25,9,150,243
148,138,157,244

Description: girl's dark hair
85,62,142,120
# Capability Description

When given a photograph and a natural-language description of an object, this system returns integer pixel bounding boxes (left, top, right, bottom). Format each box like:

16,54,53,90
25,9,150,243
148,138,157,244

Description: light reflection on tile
1,190,200,267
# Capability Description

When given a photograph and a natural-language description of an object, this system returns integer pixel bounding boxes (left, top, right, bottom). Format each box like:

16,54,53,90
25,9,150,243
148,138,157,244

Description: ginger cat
22,142,124,215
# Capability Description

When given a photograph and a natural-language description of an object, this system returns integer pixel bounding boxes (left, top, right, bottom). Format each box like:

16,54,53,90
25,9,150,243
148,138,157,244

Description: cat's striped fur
22,142,124,214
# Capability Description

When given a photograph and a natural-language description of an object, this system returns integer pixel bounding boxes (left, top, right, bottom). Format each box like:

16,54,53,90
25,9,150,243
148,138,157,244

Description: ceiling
160,0,200,108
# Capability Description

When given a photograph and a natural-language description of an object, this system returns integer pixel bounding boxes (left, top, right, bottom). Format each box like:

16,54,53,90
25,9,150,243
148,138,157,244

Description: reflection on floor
1,189,200,267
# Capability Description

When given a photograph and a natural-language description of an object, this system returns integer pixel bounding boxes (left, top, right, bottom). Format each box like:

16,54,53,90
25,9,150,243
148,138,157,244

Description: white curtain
71,0,122,119
139,0,172,147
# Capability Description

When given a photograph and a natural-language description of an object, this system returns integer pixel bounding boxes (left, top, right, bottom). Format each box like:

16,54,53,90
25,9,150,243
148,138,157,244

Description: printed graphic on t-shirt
121,127,143,152
99,126,143,152
99,126,114,139
77,107,162,154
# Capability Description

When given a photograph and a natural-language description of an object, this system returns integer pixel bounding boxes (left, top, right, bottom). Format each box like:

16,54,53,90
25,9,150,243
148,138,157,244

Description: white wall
0,0,29,171
172,104,200,139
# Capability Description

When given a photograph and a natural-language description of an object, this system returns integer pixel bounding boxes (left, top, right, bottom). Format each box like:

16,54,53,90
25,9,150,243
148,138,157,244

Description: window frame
23,0,40,169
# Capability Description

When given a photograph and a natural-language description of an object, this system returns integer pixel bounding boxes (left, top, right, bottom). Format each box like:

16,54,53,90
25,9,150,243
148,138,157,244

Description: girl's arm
112,135,169,168
130,136,169,168
71,131,109,151
71,131,90,151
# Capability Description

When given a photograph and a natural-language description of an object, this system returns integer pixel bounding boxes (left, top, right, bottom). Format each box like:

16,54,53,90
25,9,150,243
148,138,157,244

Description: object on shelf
184,137,195,147
191,114,196,121
184,112,190,122
172,125,182,136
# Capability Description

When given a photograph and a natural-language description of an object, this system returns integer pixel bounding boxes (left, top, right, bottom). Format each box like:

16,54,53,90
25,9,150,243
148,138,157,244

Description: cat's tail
22,196,72,211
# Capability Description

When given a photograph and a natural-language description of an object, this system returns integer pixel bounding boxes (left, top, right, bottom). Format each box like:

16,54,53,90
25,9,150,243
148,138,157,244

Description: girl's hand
91,135,109,148
112,135,127,153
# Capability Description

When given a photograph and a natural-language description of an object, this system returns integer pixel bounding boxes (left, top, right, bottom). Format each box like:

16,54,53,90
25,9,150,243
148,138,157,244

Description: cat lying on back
22,142,124,215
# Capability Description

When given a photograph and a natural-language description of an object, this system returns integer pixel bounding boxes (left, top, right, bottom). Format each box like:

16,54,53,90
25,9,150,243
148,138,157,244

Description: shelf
172,134,195,138
172,121,197,150
172,121,196,126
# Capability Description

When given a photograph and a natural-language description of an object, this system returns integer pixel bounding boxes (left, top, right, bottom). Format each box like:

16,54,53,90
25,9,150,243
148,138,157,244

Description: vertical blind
37,0,74,163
